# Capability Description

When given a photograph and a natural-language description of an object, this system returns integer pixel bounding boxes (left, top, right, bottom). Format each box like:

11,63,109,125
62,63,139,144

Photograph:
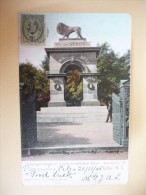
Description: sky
19,13,131,68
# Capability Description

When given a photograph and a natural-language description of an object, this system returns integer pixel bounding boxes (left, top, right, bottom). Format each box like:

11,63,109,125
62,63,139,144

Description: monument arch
60,59,86,74
45,24,101,106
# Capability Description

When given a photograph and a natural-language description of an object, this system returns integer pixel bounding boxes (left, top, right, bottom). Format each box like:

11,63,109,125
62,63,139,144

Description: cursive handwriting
22,160,128,185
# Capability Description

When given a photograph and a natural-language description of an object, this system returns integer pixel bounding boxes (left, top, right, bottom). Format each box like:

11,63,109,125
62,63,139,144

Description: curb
22,145,128,156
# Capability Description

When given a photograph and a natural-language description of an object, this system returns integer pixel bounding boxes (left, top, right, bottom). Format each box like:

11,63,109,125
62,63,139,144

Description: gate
112,80,130,146
112,93,121,145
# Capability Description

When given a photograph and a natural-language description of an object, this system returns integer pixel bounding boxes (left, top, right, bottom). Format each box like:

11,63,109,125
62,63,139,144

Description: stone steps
37,106,107,123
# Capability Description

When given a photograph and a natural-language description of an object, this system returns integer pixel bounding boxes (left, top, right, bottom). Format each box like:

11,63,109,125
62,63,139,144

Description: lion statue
56,22,83,39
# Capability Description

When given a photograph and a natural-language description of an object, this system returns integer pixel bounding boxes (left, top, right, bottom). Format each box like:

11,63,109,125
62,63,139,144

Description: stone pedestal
48,76,66,107
81,75,100,106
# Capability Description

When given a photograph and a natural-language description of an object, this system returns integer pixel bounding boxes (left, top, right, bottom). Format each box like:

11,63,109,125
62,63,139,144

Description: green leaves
19,62,50,109
40,55,50,72
97,43,130,103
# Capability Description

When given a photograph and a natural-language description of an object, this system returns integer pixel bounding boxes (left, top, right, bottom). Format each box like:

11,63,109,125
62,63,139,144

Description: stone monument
45,23,101,106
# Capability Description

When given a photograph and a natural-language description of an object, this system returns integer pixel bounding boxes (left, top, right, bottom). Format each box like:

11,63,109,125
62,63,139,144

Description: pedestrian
105,100,112,122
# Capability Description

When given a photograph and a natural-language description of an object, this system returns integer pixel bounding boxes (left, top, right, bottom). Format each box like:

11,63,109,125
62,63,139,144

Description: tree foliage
19,62,49,109
97,43,130,104
65,70,83,106
40,55,50,72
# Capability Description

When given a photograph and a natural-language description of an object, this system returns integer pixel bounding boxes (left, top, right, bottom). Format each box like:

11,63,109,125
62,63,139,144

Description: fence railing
112,80,130,147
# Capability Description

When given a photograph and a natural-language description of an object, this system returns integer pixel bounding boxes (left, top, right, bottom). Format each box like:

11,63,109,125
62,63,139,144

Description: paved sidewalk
22,120,128,160
36,121,120,148
22,106,128,160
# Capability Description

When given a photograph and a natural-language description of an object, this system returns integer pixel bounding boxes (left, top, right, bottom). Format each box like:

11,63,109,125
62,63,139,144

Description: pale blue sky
19,13,131,68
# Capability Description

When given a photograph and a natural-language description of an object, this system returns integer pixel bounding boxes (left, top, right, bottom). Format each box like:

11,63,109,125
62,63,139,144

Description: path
22,106,128,160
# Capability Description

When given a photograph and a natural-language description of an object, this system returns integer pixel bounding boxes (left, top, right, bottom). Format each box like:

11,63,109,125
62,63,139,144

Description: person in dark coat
105,100,112,122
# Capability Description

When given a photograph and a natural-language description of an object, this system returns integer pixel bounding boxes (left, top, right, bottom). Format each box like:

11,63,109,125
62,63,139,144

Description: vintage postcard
19,13,131,185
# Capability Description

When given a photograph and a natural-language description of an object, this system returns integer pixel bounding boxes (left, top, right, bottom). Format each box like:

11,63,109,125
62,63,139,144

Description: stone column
81,76,99,106
48,76,66,107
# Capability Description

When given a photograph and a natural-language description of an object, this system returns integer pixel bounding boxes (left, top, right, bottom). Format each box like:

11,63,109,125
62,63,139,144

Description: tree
97,43,130,104
65,70,83,106
40,55,50,72
19,62,50,110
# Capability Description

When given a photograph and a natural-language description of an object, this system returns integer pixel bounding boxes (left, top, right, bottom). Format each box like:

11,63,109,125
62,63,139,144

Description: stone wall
20,90,37,148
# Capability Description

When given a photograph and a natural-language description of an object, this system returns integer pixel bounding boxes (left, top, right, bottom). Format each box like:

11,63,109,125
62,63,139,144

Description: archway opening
64,64,83,106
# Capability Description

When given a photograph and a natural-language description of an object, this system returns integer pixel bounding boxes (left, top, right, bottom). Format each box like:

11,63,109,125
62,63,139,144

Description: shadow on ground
36,122,90,147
